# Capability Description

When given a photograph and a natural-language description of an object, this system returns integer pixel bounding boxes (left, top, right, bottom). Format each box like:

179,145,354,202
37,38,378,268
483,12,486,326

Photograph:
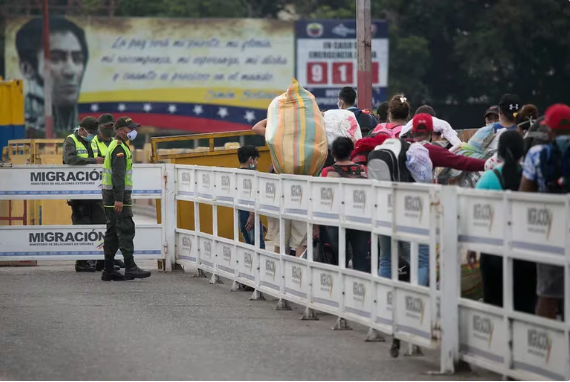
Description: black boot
101,256,125,281
114,259,126,269
124,259,151,280
75,260,96,272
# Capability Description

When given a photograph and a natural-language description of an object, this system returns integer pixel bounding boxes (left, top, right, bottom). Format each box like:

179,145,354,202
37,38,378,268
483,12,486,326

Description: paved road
0,214,498,381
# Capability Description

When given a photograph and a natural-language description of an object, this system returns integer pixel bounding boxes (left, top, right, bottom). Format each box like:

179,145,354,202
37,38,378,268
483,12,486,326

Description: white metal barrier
1,163,568,379
175,165,452,369
173,164,570,380
0,164,174,269
457,189,570,380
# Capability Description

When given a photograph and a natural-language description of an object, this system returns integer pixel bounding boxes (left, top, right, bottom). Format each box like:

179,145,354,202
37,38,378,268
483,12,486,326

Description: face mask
337,102,342,109
249,163,255,169
126,130,138,141
85,134,95,142
101,127,114,138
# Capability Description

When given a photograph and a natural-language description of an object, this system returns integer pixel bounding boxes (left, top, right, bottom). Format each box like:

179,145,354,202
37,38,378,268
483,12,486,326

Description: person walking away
92,113,125,270
320,137,370,272
337,87,378,137
236,146,265,249
520,104,570,319
101,117,151,281
251,118,308,257
370,94,410,138
376,101,389,124
476,130,537,314
410,113,486,173
399,105,462,150
62,116,109,272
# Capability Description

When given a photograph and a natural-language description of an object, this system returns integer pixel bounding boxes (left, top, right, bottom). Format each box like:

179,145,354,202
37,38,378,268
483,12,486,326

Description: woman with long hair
476,130,537,314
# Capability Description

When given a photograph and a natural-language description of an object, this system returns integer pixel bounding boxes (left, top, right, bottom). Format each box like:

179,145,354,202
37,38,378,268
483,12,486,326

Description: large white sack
323,109,362,147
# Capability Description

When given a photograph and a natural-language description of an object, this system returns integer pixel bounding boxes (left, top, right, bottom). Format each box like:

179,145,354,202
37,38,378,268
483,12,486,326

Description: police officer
101,116,151,281
63,116,113,272
93,113,126,270
92,113,114,158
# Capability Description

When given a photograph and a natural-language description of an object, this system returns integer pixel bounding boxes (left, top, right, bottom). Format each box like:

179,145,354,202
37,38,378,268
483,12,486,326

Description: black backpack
352,109,377,137
367,138,413,182
539,141,570,193
330,164,367,179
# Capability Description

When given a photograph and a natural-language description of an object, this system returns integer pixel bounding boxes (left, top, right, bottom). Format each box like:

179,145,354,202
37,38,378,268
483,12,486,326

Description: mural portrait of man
15,16,89,137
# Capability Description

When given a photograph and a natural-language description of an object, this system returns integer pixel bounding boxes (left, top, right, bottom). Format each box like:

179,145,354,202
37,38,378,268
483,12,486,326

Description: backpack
352,109,377,137
367,138,414,182
370,123,404,139
327,164,367,179
539,142,570,194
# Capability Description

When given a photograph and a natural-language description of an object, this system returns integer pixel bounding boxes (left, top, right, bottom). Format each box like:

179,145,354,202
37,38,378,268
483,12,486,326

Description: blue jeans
238,210,265,249
378,235,429,286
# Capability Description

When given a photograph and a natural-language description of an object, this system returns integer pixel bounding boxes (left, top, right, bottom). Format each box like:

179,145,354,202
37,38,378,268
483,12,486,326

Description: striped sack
265,79,328,175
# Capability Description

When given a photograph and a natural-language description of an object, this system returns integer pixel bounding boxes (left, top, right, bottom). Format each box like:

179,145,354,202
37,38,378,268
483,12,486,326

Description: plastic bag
405,143,434,183
323,109,362,147
266,79,328,175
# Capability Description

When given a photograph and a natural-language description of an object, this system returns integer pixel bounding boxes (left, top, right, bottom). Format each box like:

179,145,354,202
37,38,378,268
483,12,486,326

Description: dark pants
70,200,106,267
237,210,265,249
104,206,135,270
480,253,537,314
326,226,371,273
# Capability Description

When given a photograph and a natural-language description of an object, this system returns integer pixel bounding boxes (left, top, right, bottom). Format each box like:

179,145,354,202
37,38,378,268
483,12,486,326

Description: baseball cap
79,116,99,132
98,113,114,126
544,104,570,130
484,105,499,118
498,94,522,114
412,113,434,133
114,116,140,130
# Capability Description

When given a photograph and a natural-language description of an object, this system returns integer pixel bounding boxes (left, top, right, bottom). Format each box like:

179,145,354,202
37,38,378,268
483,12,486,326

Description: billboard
295,20,389,110
4,17,295,137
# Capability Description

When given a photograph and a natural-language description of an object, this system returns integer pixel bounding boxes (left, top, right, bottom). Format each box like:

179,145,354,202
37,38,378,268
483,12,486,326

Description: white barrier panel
458,189,570,381
0,224,163,261
173,165,570,380
0,164,163,200
174,166,443,353
0,164,171,266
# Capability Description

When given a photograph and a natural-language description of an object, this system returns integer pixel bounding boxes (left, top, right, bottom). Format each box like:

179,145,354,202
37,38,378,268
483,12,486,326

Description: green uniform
62,132,106,225
92,135,111,157
102,138,135,263
63,131,106,270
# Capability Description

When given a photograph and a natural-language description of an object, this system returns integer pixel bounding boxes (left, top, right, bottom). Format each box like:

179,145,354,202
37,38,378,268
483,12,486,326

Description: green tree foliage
56,0,570,109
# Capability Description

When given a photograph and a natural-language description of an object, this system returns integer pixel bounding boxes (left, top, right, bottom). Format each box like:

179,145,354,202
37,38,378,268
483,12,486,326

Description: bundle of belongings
323,109,363,146
437,123,498,187
265,79,328,175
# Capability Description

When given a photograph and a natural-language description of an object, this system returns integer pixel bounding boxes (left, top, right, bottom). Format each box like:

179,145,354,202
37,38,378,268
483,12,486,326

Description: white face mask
126,130,138,141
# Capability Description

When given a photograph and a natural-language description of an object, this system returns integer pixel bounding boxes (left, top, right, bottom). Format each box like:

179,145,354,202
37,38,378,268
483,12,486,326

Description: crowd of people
240,86,569,322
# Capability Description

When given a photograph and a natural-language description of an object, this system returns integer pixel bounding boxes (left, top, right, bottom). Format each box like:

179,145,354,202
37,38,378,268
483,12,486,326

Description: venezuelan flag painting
4,17,295,136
